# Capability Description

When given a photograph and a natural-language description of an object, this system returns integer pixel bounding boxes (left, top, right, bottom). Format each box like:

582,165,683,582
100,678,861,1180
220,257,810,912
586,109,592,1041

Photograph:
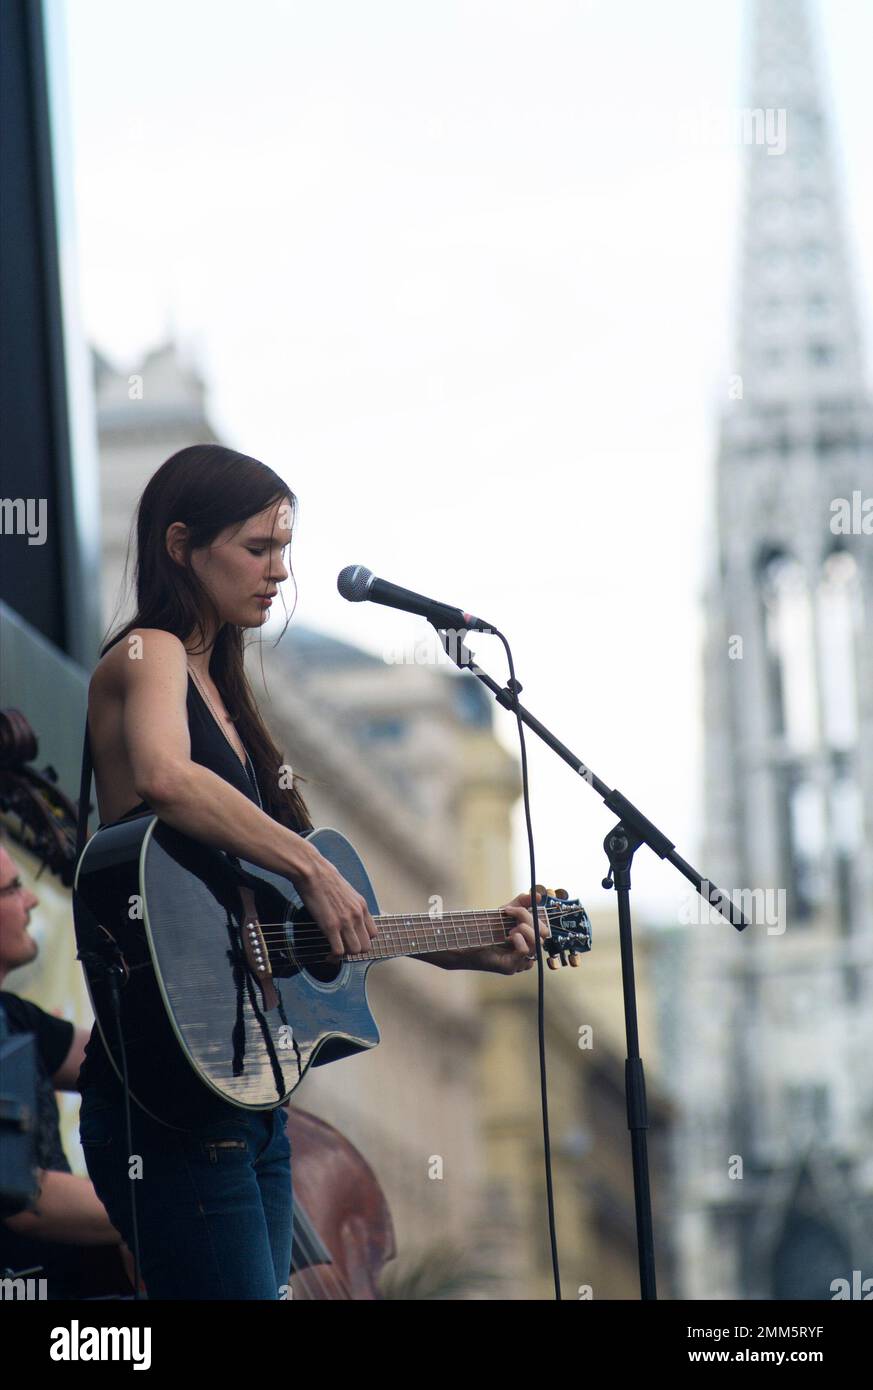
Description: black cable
105,966,143,1300
74,721,144,1300
494,628,562,1301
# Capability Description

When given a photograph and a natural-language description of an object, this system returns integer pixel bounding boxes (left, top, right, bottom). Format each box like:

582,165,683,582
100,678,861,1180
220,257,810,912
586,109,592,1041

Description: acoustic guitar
73,815,591,1127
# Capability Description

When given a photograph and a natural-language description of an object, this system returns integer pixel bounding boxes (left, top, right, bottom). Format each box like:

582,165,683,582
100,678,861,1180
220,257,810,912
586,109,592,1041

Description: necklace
187,664,263,811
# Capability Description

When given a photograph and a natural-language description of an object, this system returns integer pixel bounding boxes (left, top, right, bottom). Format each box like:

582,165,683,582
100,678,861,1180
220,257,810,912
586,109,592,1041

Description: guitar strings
254,911,577,947
289,1209,350,1301
241,906,585,965
247,906,572,937
254,910,575,945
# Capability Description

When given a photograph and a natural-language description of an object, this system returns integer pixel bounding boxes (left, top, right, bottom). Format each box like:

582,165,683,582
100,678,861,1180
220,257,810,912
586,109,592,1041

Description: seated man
0,831,136,1298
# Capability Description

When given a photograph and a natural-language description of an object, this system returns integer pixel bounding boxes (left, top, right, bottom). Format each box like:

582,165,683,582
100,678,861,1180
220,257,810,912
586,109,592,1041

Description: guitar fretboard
343,909,518,962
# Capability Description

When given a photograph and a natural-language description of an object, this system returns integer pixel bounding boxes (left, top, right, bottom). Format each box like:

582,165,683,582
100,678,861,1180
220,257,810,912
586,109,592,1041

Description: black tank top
105,673,262,823
77,674,264,1101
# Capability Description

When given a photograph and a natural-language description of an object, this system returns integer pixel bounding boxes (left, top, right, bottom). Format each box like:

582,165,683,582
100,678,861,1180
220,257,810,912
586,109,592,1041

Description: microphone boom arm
431,622,750,931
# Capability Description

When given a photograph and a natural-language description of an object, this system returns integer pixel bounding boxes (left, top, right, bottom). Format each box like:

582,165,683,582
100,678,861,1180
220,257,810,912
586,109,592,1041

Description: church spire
733,0,868,412
681,0,873,1300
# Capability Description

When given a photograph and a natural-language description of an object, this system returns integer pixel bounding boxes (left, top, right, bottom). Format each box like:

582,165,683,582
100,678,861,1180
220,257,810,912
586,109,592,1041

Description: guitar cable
105,960,143,1300
74,722,144,1300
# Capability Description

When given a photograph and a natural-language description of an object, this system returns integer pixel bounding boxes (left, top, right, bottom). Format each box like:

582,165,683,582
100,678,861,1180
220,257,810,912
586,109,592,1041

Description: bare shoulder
88,631,191,820
92,629,188,697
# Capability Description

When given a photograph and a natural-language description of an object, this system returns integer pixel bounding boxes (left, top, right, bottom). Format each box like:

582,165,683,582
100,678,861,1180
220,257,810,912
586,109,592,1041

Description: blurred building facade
684,0,873,1299
93,341,220,634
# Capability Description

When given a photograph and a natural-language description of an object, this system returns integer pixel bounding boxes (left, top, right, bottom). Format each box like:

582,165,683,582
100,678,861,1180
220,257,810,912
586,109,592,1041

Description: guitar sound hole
305,958,342,984
289,916,341,983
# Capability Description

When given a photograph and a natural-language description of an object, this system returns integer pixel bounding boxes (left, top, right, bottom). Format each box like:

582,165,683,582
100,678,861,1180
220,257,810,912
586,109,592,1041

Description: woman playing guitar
78,442,547,1300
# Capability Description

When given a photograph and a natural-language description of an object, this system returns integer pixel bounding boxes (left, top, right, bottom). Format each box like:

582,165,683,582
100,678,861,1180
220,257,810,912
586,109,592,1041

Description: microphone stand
432,623,750,1301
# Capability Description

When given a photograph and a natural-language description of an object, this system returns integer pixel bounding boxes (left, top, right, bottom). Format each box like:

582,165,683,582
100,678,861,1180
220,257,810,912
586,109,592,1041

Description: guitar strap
71,718,129,988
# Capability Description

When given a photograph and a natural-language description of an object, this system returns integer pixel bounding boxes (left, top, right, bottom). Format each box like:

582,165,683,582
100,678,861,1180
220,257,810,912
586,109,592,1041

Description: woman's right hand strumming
295,849,379,961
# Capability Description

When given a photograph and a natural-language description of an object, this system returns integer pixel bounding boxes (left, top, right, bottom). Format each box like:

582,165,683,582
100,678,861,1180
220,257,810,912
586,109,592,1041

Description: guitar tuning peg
555,888,569,900
547,956,560,971
534,884,547,898
568,952,579,967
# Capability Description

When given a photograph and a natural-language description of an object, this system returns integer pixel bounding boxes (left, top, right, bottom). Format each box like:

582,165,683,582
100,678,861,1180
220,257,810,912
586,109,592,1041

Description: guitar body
74,817,381,1126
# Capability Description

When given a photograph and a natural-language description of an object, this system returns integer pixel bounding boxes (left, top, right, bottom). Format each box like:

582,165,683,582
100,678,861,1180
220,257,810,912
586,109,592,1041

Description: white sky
57,0,873,920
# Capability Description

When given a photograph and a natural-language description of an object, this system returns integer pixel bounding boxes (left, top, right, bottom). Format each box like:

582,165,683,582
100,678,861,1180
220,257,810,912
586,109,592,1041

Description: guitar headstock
538,887,592,969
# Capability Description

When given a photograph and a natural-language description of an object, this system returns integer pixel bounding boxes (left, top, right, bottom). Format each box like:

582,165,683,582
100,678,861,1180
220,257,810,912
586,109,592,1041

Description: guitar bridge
238,886,279,1011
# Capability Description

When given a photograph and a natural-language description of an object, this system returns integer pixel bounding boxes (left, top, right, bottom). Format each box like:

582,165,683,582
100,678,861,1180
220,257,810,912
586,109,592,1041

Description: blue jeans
79,1086,293,1300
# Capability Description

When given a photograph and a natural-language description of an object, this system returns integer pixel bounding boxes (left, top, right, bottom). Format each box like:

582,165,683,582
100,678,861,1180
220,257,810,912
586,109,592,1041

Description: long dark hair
101,443,313,833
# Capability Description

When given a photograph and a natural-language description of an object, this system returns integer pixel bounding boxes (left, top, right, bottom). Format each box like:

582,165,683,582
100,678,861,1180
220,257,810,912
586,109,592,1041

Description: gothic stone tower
678,0,873,1299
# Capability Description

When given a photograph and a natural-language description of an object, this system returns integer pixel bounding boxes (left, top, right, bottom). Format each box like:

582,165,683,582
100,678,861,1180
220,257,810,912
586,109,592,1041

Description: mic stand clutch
432,623,750,1301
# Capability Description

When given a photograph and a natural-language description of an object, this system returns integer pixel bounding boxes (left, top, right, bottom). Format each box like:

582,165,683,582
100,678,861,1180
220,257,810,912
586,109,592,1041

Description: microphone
337,565,495,633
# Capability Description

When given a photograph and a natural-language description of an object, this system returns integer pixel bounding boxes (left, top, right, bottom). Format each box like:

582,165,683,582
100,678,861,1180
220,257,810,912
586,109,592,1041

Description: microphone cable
490,626,562,1301
337,569,565,1297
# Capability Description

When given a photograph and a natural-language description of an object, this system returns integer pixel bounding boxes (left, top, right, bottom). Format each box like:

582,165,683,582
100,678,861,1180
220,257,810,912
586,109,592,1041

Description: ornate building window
785,773,828,919
818,549,863,973
760,552,818,749
818,549,860,750
760,552,824,920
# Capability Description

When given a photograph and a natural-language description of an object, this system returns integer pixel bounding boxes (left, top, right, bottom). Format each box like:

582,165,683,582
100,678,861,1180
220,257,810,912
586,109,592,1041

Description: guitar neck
343,909,515,962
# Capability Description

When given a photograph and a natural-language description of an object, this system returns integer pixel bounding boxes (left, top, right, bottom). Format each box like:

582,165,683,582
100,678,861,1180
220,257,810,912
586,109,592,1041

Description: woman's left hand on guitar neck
434,890,551,974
